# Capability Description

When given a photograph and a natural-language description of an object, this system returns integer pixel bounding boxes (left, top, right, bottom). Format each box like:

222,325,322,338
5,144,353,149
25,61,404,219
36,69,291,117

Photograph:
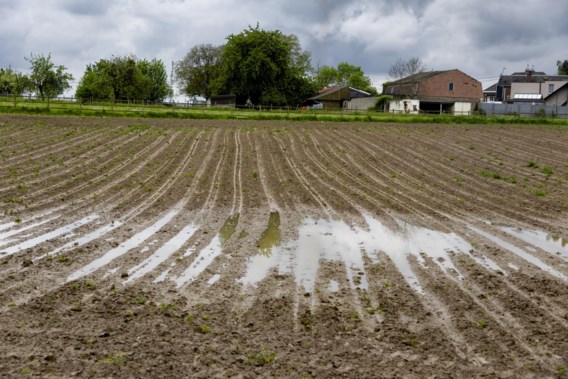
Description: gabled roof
484,83,497,93
308,85,345,100
386,69,480,86
544,81,568,100
387,70,449,85
308,85,371,101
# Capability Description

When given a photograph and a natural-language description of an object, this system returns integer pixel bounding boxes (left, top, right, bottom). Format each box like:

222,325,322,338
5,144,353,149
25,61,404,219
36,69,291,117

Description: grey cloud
1,0,566,94
59,0,114,16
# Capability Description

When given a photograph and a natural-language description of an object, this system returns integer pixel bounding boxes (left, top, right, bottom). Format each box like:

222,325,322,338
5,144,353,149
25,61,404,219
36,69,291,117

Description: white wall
345,97,378,110
511,82,541,97
454,102,472,115
388,100,420,114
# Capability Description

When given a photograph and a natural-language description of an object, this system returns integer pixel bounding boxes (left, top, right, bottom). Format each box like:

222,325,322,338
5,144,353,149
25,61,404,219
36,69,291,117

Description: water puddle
219,214,239,244
171,215,239,287
36,221,124,261
508,263,520,271
468,226,567,281
207,274,221,286
240,215,480,294
327,279,340,292
153,264,175,284
174,234,223,288
0,215,99,258
0,216,60,248
497,225,568,260
0,206,63,234
257,212,281,255
124,223,198,284
67,207,180,282
102,267,121,280
0,222,16,232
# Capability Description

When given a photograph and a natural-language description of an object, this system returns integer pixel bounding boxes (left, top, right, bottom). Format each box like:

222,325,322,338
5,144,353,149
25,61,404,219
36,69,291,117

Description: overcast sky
1,0,567,95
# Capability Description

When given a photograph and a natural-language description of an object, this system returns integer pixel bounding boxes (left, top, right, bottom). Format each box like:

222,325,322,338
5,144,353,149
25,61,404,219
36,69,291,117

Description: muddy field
0,114,567,378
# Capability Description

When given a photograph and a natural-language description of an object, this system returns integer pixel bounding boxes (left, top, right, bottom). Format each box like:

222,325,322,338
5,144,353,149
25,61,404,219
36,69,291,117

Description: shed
306,86,372,110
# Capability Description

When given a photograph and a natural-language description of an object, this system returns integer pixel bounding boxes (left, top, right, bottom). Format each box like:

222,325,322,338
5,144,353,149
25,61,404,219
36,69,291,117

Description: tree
75,63,115,100
76,55,171,102
388,57,427,80
26,53,73,100
557,60,568,75
0,68,32,106
137,58,172,101
0,68,16,95
176,44,223,101
217,25,315,106
314,62,377,94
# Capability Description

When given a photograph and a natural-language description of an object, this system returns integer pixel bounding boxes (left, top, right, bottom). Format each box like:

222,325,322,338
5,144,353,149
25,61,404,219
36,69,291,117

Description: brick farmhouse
384,69,482,115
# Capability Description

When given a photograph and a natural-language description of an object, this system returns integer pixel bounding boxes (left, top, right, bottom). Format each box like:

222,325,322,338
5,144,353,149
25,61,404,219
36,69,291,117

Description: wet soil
0,115,567,378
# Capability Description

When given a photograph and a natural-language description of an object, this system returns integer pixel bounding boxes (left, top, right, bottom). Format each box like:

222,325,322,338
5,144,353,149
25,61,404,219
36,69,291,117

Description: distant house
383,69,482,115
545,82,568,106
305,85,372,110
483,83,498,102
495,66,568,103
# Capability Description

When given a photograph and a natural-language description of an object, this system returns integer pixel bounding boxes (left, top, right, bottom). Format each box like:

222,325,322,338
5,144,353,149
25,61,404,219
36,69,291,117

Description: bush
373,95,393,112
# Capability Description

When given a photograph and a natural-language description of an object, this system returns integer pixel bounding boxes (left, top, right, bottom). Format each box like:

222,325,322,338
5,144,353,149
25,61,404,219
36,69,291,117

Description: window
548,84,555,94
448,82,454,91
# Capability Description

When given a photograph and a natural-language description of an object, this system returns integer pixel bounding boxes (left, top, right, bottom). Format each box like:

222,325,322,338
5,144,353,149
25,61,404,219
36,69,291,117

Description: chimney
525,64,532,82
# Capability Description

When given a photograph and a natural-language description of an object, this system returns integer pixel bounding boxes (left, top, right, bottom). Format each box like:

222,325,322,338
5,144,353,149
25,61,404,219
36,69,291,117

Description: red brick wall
417,70,482,100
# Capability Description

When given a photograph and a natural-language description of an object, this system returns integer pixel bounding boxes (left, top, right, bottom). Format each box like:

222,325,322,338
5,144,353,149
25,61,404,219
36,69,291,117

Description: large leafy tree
176,44,223,101
137,58,172,101
314,62,377,94
76,55,171,102
557,60,568,75
388,57,427,80
75,63,114,100
217,25,315,106
26,53,73,100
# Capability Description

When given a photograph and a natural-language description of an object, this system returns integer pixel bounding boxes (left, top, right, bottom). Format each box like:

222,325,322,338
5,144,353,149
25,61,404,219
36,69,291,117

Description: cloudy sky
1,0,567,95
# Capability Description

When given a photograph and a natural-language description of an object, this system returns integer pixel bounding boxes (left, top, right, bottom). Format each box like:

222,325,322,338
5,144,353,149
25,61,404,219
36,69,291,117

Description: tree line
0,25,380,106
4,24,565,106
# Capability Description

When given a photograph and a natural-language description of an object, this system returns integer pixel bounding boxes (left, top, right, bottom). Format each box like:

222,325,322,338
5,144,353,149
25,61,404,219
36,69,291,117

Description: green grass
2,96,568,125
477,320,487,329
527,160,539,168
480,170,501,180
541,166,554,176
193,324,212,334
247,348,276,366
99,352,125,366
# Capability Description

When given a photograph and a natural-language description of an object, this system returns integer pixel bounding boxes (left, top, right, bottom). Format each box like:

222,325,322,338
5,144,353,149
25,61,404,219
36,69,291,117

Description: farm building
384,69,482,115
305,86,373,110
209,94,237,108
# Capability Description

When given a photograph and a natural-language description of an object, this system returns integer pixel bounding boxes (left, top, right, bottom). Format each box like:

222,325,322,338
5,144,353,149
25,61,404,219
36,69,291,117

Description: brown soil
0,114,567,378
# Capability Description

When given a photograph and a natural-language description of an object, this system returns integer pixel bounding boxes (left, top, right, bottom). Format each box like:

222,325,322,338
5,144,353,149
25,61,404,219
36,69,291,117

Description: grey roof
308,85,371,101
498,72,568,85
484,83,497,93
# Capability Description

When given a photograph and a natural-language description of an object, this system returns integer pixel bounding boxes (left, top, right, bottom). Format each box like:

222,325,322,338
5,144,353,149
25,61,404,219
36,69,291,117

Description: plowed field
1,115,567,378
